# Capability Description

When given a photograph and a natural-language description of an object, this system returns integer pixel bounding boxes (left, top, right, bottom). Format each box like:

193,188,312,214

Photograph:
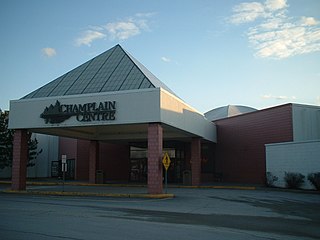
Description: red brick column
148,123,163,194
191,138,201,186
89,140,99,184
11,129,28,191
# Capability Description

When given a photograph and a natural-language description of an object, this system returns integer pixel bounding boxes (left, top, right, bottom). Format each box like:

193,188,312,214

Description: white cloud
265,0,287,11
105,14,153,41
229,2,266,24
75,13,154,46
261,94,296,100
161,56,171,62
75,30,106,47
105,20,141,40
229,0,287,25
249,20,320,59
301,16,318,26
135,12,156,18
316,96,320,105
42,47,56,57
229,0,320,59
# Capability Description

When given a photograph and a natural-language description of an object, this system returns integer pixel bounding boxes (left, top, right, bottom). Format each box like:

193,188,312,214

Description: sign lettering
40,100,116,124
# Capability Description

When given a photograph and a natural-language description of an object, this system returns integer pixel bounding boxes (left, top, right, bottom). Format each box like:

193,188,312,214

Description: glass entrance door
129,145,186,184
129,158,147,182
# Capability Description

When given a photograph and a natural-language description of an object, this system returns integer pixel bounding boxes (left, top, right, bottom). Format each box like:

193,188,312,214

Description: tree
27,131,42,167
0,110,13,169
0,109,41,169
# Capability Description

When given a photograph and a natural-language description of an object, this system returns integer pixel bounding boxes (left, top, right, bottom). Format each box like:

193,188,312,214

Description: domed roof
204,105,257,121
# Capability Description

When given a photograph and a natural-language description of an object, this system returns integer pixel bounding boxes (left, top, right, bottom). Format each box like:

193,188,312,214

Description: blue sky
1,0,320,113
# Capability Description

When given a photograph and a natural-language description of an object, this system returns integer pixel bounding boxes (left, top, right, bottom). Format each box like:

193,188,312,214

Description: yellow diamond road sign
162,152,171,171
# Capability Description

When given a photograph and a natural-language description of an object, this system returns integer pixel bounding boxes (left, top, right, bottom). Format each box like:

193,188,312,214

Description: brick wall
191,138,201,186
147,123,163,194
76,139,90,180
11,130,28,190
59,137,77,160
89,141,98,184
65,138,130,182
99,143,130,181
215,104,293,184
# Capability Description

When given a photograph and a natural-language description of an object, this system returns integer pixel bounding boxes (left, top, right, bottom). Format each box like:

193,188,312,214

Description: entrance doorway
129,144,186,184
166,149,185,184
129,147,147,182
129,158,147,182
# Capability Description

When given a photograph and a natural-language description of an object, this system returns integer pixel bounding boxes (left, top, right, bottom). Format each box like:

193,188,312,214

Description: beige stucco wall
160,89,216,142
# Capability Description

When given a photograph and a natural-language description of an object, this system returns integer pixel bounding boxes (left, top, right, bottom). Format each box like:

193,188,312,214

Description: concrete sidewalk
0,179,257,199
0,179,257,189
1,182,171,199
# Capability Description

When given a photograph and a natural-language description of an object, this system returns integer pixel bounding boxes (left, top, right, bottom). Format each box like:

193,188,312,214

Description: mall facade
7,45,320,192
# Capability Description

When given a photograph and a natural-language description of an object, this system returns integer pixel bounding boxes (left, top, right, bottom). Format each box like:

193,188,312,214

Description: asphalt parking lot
0,184,319,240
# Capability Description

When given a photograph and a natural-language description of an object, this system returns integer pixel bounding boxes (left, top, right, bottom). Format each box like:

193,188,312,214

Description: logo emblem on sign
40,100,116,124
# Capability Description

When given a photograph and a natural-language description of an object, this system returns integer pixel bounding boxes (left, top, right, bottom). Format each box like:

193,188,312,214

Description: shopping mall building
7,45,320,193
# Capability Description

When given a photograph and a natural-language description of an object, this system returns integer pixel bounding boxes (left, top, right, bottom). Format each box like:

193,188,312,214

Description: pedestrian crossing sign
162,152,171,171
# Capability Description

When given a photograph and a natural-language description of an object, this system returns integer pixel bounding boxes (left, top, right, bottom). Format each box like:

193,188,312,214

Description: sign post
162,152,171,193
61,155,67,192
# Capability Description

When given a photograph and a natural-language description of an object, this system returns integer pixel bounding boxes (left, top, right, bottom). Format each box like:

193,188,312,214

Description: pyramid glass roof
23,45,174,99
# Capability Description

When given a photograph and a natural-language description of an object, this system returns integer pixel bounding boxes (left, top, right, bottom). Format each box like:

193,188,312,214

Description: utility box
96,170,104,184
183,170,192,185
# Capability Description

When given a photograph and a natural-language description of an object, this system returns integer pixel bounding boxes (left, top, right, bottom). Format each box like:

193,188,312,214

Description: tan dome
204,105,257,121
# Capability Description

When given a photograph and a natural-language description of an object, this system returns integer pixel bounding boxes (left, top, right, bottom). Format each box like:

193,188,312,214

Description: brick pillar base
191,138,201,186
89,140,99,184
11,130,28,191
148,123,163,194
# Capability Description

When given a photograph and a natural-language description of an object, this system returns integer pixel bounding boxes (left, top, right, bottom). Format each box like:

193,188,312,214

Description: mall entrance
129,141,187,184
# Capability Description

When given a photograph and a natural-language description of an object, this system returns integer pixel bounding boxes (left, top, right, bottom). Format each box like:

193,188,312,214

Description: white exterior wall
0,134,59,178
266,140,320,190
9,89,161,129
0,167,11,178
293,104,320,141
27,134,59,178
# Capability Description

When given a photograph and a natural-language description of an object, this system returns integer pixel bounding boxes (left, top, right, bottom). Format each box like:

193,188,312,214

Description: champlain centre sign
40,100,116,124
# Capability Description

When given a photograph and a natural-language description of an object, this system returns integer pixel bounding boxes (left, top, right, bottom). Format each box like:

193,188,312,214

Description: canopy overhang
9,88,216,142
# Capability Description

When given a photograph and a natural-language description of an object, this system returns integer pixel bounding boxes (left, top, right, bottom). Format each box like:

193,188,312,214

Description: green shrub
284,172,305,189
307,172,320,190
266,172,278,187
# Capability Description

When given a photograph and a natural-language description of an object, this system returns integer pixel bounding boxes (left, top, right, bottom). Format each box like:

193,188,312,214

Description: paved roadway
0,187,319,240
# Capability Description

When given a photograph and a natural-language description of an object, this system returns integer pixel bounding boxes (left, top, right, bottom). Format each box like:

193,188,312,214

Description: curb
0,181,255,190
172,185,256,190
0,181,147,188
199,186,256,190
2,190,174,199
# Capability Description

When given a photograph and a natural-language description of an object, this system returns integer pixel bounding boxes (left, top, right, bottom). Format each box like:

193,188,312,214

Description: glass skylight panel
119,67,145,90
82,48,122,94
100,55,133,92
65,52,109,95
139,77,153,89
31,74,66,98
21,90,37,99
48,61,90,97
